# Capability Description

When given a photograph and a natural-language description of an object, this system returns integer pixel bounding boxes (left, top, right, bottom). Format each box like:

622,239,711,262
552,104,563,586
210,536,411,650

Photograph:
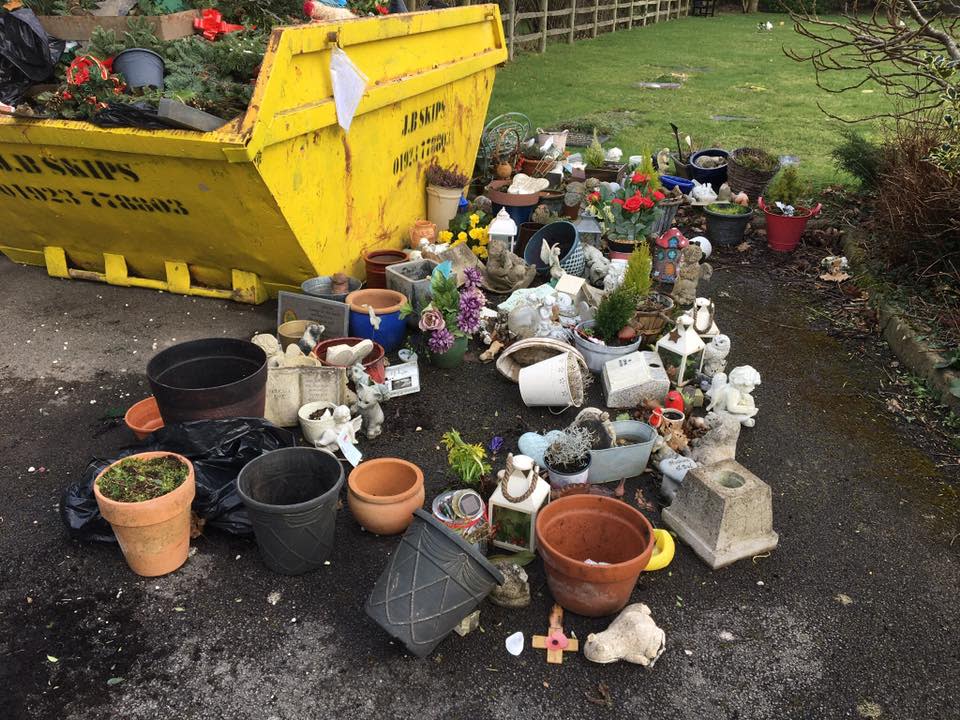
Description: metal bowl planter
704,204,754,247
726,147,780,201
573,320,642,374
365,509,504,657
689,148,729,187
301,275,362,303
589,421,657,484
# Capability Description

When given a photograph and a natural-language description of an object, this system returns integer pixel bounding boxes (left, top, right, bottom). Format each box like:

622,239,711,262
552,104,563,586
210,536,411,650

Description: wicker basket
727,147,780,200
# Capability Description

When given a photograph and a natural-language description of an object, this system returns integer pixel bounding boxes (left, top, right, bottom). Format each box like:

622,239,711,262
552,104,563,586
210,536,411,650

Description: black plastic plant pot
112,48,165,89
704,206,754,247
236,447,344,575
147,338,268,424
365,509,505,658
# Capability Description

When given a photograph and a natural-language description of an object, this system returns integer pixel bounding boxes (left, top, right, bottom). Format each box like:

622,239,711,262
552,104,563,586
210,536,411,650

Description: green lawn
487,13,890,185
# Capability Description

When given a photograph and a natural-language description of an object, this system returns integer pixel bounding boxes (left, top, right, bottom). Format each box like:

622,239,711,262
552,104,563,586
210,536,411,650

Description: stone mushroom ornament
583,603,666,667
706,365,761,427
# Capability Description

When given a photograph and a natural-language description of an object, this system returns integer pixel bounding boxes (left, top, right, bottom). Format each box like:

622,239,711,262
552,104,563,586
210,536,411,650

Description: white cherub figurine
314,405,363,452
540,239,564,280
707,365,761,427
701,334,731,378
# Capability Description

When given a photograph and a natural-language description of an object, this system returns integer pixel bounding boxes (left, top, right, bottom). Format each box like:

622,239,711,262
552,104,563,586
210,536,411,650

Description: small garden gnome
706,365,761,427
583,603,666,667
671,245,713,307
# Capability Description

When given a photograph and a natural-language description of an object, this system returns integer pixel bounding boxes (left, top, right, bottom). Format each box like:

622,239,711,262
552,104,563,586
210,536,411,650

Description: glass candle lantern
488,207,518,253
655,315,705,387
488,454,551,553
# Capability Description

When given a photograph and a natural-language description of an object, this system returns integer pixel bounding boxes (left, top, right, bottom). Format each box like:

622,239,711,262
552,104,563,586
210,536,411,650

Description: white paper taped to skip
329,47,368,132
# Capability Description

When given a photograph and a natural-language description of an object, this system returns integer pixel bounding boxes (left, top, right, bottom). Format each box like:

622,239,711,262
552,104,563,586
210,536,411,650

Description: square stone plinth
662,459,778,569
603,350,670,408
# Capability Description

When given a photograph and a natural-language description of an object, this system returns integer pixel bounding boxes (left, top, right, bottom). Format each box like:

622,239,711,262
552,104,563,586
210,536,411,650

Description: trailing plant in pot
401,266,486,367
588,169,665,252
623,243,674,337
544,425,596,487
93,452,195,577
425,161,470,231
703,202,754,248
759,166,821,253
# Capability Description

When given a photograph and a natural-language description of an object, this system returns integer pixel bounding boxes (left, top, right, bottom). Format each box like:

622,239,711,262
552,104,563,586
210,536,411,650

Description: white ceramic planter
297,401,337,446
545,456,591,488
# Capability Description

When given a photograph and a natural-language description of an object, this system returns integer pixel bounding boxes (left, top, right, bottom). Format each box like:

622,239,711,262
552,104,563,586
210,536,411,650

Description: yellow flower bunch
471,244,488,259
469,213,480,228
439,230,453,243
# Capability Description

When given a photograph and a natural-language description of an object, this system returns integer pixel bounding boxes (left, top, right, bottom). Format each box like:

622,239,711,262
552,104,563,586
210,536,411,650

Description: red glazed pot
363,249,408,289
312,337,386,383
535,495,654,617
759,197,822,253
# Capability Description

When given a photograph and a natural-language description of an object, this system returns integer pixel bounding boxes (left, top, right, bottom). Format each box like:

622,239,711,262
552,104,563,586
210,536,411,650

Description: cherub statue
313,405,363,452
540,239,564,281
671,245,713,307
706,365,761,427
483,237,536,293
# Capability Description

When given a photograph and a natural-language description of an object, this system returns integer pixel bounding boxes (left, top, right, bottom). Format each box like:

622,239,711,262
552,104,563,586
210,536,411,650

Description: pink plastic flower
419,306,446,332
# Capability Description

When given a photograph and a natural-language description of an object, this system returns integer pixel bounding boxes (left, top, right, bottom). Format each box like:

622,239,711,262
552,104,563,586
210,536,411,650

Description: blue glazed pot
689,148,729,188
345,288,407,353
524,221,585,277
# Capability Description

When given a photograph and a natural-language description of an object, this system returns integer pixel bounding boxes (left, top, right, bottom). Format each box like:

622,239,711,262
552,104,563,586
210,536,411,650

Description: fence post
540,0,548,53
612,0,618,32
628,0,635,28
592,0,599,37
508,0,516,60
569,0,577,43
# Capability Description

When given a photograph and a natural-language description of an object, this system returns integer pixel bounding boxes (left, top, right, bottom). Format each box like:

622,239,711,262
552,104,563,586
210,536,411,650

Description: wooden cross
531,604,578,664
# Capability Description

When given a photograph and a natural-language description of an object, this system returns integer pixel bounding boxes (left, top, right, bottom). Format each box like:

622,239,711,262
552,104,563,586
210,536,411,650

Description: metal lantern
488,207,518,253
655,315,705,387
573,213,603,248
488,454,550,552
653,228,689,284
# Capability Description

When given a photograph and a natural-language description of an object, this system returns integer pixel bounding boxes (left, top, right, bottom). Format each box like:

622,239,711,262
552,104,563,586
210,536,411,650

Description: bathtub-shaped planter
588,420,657,484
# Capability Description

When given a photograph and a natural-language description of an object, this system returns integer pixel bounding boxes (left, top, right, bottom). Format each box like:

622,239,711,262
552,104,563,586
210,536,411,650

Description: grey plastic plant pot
365,509,504,658
112,48,165,89
589,420,657,484
704,206,754,247
573,320,642,374
236,447,344,575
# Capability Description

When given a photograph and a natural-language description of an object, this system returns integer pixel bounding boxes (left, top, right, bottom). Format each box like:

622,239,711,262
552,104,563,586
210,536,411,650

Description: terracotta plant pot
124,396,164,440
535,495,655,617
348,458,425,535
363,249,408,289
345,288,408,353
94,451,196,577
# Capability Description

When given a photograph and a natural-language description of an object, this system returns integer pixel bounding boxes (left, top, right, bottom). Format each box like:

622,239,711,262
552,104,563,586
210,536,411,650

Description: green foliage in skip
622,243,652,300
441,430,491,488
594,286,637,344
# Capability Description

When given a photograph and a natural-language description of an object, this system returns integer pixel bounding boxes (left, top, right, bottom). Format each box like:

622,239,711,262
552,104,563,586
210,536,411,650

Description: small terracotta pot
409,220,437,246
364,249,408,289
348,458,425,535
94,451,196,577
124,396,164,440
535,495,654,616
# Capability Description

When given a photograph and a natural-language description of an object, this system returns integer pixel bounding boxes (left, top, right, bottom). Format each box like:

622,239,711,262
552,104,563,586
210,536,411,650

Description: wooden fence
406,0,692,60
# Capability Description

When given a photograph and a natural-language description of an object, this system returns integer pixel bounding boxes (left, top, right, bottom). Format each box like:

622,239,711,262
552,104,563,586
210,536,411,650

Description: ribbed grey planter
386,259,438,327
365,509,504,657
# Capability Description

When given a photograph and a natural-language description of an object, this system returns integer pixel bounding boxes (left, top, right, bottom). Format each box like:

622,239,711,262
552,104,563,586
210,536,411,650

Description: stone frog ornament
671,244,713,307
583,603,666,667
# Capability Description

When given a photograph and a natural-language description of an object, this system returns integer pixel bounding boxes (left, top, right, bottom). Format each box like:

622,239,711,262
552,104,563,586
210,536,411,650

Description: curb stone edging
841,231,960,415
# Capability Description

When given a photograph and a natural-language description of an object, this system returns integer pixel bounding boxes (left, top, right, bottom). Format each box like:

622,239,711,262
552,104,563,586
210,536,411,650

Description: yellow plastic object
644,528,675,572
0,7,507,303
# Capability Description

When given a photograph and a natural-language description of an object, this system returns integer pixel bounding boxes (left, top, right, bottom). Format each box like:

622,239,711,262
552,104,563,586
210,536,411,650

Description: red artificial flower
375,3,388,12
639,196,655,209
622,192,644,213
631,172,648,184
587,191,600,202
653,190,666,201
612,197,625,207
61,90,73,101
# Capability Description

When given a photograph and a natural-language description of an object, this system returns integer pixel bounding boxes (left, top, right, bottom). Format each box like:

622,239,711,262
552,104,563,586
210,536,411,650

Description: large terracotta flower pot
348,458,425,535
94,451,196,577
535,495,655,617
124,396,164,440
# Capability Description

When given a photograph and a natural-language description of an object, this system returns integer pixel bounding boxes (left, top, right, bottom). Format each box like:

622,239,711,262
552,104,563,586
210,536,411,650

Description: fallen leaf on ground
107,677,124,686
736,242,752,252
585,681,612,708
46,655,58,663
634,489,656,512
857,700,882,718
886,398,903,414
835,593,854,606
819,272,850,282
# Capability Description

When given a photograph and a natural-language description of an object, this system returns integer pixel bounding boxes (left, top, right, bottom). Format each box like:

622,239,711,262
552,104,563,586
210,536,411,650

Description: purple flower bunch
427,327,455,354
456,267,486,335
